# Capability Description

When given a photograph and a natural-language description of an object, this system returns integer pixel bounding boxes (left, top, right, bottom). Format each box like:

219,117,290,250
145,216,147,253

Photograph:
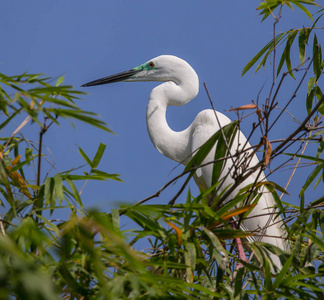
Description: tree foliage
0,1,324,299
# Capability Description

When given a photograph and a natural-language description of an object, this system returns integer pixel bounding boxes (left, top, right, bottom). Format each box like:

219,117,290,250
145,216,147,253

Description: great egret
82,55,286,270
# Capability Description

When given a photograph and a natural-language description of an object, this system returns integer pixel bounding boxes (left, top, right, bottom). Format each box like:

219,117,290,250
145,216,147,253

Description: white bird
82,55,287,270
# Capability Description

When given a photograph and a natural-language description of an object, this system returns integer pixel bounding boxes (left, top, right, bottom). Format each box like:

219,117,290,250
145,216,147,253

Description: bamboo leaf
78,146,92,167
111,208,120,232
66,178,83,209
49,108,113,133
165,220,182,245
184,241,196,283
263,182,286,217
184,122,237,190
307,77,316,113
55,75,65,87
92,143,106,168
242,32,287,76
54,174,64,206
317,137,324,158
44,177,55,207
214,192,254,219
277,41,287,76
273,255,293,289
313,34,323,80
212,121,237,186
299,164,323,212
299,27,308,66
285,30,298,79
295,3,313,21
212,228,253,239
210,203,256,229
0,108,22,130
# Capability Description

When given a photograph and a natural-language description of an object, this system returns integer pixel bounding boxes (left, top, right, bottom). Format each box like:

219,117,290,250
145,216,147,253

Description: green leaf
125,210,166,239
304,241,318,265
285,29,298,79
313,34,323,80
0,108,22,130
242,32,287,76
257,0,319,21
273,254,293,289
294,3,314,21
111,208,120,231
66,178,83,209
78,146,92,167
285,153,324,164
214,192,248,219
264,258,273,292
63,171,121,182
299,27,310,66
264,182,286,218
255,47,272,73
49,108,113,133
277,41,287,77
25,147,34,166
54,174,64,206
44,177,55,207
307,77,316,113
55,75,65,87
202,227,229,265
234,267,244,298
185,121,238,183
36,214,60,237
92,143,106,168
317,137,324,158
212,228,252,239
299,164,323,212
184,241,196,282
310,196,324,206
319,211,324,236
91,169,122,181
212,121,237,186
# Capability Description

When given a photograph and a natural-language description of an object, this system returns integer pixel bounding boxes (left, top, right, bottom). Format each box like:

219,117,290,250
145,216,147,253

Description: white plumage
82,55,287,270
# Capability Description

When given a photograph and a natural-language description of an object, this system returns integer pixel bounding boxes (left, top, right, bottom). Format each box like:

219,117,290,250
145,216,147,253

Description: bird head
81,55,198,87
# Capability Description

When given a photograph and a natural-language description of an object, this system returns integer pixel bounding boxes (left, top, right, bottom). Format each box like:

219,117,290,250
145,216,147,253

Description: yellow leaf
165,220,182,245
7,157,32,199
228,104,257,111
209,204,256,228
11,155,21,166
256,109,264,122
264,136,272,166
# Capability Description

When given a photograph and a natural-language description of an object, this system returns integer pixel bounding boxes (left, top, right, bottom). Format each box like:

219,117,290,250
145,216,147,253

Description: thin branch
271,95,324,157
269,58,313,132
204,82,237,168
279,131,313,200
0,216,5,235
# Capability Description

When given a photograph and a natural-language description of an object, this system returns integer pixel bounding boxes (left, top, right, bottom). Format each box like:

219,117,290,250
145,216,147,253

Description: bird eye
149,61,155,68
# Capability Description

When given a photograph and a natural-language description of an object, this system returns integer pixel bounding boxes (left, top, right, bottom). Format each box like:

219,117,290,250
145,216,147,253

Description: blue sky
1,1,322,215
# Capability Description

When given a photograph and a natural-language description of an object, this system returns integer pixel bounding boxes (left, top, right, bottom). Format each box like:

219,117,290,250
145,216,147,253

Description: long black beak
81,69,140,87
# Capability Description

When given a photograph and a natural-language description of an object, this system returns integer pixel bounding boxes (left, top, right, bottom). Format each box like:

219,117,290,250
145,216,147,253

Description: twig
268,58,313,133
271,95,324,157
268,6,282,101
0,115,31,159
1,100,46,157
36,120,46,187
0,216,5,235
279,131,313,200
204,82,237,168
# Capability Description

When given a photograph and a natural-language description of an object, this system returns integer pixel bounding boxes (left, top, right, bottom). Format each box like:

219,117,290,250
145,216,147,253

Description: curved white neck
146,79,199,163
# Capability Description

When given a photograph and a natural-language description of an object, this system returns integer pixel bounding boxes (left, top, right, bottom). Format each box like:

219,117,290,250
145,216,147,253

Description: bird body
82,55,286,270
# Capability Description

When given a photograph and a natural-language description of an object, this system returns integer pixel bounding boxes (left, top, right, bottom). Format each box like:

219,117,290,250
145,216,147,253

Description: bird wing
190,109,287,270
190,109,230,186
